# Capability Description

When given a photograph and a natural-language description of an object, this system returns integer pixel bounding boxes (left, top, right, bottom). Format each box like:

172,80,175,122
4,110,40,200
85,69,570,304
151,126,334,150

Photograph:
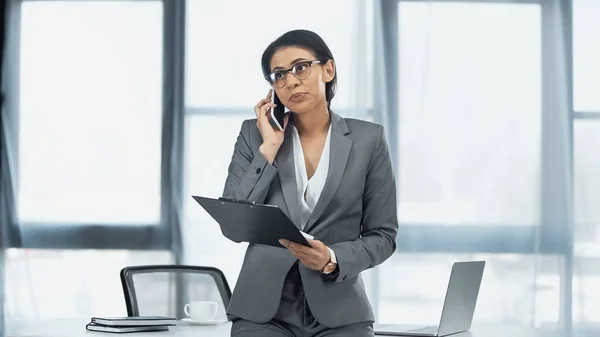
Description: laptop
375,261,485,336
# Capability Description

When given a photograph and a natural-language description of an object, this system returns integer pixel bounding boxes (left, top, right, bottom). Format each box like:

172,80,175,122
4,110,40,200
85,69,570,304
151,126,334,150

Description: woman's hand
279,238,331,271
254,89,289,164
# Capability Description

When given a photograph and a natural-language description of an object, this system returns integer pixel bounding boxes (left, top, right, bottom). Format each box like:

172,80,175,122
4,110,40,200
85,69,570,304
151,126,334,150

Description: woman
222,29,398,337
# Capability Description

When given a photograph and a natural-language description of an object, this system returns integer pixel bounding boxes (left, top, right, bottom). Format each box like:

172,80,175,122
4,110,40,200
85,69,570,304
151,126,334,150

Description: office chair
120,265,232,321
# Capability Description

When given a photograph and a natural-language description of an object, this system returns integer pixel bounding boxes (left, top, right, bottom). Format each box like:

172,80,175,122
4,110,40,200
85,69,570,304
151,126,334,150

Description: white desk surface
13,319,561,337
12,319,230,337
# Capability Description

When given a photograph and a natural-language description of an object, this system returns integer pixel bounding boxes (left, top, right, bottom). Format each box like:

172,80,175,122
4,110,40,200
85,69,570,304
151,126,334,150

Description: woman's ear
323,59,335,83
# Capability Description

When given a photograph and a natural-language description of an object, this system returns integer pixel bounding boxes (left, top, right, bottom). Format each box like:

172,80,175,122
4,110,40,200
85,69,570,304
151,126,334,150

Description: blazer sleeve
327,124,398,283
222,119,279,203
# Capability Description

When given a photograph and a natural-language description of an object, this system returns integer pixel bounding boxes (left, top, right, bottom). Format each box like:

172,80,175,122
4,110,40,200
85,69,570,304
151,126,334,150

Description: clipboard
192,196,311,248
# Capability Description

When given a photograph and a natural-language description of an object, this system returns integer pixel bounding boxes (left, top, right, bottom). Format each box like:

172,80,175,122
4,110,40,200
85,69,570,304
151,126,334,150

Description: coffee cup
184,301,218,322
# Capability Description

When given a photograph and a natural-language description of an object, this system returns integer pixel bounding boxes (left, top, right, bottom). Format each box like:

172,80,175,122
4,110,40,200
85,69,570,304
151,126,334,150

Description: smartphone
269,90,286,132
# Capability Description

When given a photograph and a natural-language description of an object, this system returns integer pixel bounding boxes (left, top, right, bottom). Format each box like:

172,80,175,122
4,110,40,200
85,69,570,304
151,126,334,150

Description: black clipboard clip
218,197,257,205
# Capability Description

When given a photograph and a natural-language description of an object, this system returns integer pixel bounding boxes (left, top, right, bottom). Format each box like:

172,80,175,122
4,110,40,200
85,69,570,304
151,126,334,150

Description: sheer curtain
181,0,373,290
1,1,175,336
572,0,600,335
180,0,584,334
371,0,584,335
1,0,593,336
377,0,550,327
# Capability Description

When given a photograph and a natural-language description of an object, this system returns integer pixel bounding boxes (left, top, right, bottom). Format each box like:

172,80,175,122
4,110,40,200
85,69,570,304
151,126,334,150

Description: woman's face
269,46,335,114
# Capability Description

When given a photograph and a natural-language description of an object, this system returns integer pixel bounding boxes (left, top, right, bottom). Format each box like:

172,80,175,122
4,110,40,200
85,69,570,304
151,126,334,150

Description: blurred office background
1,0,599,336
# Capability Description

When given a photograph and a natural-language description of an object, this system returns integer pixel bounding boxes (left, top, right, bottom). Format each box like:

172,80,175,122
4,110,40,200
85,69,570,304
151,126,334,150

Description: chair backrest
120,265,232,320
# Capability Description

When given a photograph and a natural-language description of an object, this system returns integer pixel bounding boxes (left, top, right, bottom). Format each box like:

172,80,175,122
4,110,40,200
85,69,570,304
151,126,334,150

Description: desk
13,319,559,337
13,319,231,337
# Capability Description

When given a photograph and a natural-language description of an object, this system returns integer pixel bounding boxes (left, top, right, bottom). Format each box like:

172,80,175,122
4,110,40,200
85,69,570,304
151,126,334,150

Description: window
185,0,373,110
183,0,375,283
397,2,541,225
573,120,600,324
377,253,562,327
18,1,163,224
4,249,172,335
182,115,249,284
573,0,600,112
574,120,600,232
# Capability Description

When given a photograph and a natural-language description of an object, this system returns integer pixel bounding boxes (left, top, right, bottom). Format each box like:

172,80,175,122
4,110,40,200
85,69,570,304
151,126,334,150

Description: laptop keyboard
405,326,439,334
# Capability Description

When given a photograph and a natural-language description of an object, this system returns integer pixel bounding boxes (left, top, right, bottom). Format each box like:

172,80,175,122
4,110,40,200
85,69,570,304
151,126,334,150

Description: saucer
181,318,227,325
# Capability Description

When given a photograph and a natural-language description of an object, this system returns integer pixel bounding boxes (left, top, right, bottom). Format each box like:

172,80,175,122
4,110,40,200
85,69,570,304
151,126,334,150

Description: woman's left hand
279,239,330,271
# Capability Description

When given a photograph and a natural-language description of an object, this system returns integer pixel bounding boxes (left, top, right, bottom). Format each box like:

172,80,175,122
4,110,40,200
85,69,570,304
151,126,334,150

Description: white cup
184,301,218,322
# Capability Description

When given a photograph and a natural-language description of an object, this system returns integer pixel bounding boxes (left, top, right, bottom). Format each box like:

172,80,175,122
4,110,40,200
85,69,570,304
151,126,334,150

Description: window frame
3,0,596,334
382,0,561,255
388,0,591,333
181,0,582,328
1,0,186,253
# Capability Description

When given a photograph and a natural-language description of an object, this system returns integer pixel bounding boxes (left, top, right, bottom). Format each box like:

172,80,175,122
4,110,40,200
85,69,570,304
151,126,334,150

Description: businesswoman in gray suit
222,29,398,337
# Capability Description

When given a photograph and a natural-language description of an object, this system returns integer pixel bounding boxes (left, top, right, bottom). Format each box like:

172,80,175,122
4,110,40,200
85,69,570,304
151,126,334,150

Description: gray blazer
221,110,398,328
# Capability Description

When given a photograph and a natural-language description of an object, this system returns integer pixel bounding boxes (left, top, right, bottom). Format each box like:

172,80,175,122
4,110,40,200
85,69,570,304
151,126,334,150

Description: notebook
90,316,176,327
85,323,170,334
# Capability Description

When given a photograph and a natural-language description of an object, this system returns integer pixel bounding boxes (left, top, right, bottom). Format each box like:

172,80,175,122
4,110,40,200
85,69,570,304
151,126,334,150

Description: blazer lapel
276,117,302,229
304,111,352,232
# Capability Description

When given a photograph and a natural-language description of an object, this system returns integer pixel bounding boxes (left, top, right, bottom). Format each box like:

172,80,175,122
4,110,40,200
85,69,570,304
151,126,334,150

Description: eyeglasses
266,60,321,88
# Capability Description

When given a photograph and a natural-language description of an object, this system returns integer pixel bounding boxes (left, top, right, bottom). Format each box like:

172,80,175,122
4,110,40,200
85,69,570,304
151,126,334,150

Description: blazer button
256,168,262,174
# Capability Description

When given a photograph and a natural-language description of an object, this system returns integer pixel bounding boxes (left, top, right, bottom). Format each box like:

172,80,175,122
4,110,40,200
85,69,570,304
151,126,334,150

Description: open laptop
375,261,485,336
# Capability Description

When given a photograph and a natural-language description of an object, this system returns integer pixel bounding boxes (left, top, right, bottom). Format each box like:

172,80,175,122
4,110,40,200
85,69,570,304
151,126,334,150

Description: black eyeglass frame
265,60,323,88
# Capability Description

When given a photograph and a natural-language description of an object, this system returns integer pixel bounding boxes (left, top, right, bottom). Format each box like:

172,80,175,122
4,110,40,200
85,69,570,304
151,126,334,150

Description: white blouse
291,122,337,268
291,123,332,230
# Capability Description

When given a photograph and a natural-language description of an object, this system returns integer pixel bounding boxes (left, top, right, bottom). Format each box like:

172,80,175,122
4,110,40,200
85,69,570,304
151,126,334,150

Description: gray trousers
230,263,374,337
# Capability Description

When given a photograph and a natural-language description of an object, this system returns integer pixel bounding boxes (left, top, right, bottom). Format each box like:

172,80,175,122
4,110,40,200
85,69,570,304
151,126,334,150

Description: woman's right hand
254,89,289,164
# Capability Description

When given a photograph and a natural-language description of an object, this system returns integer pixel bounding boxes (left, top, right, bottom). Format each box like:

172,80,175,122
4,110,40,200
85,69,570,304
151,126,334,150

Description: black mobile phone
269,91,286,131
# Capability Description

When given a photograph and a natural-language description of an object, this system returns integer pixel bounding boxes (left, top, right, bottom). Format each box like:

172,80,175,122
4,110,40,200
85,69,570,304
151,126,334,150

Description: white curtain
181,0,374,288
375,0,551,327
368,0,587,335
180,0,595,335
2,0,598,336
2,1,175,335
